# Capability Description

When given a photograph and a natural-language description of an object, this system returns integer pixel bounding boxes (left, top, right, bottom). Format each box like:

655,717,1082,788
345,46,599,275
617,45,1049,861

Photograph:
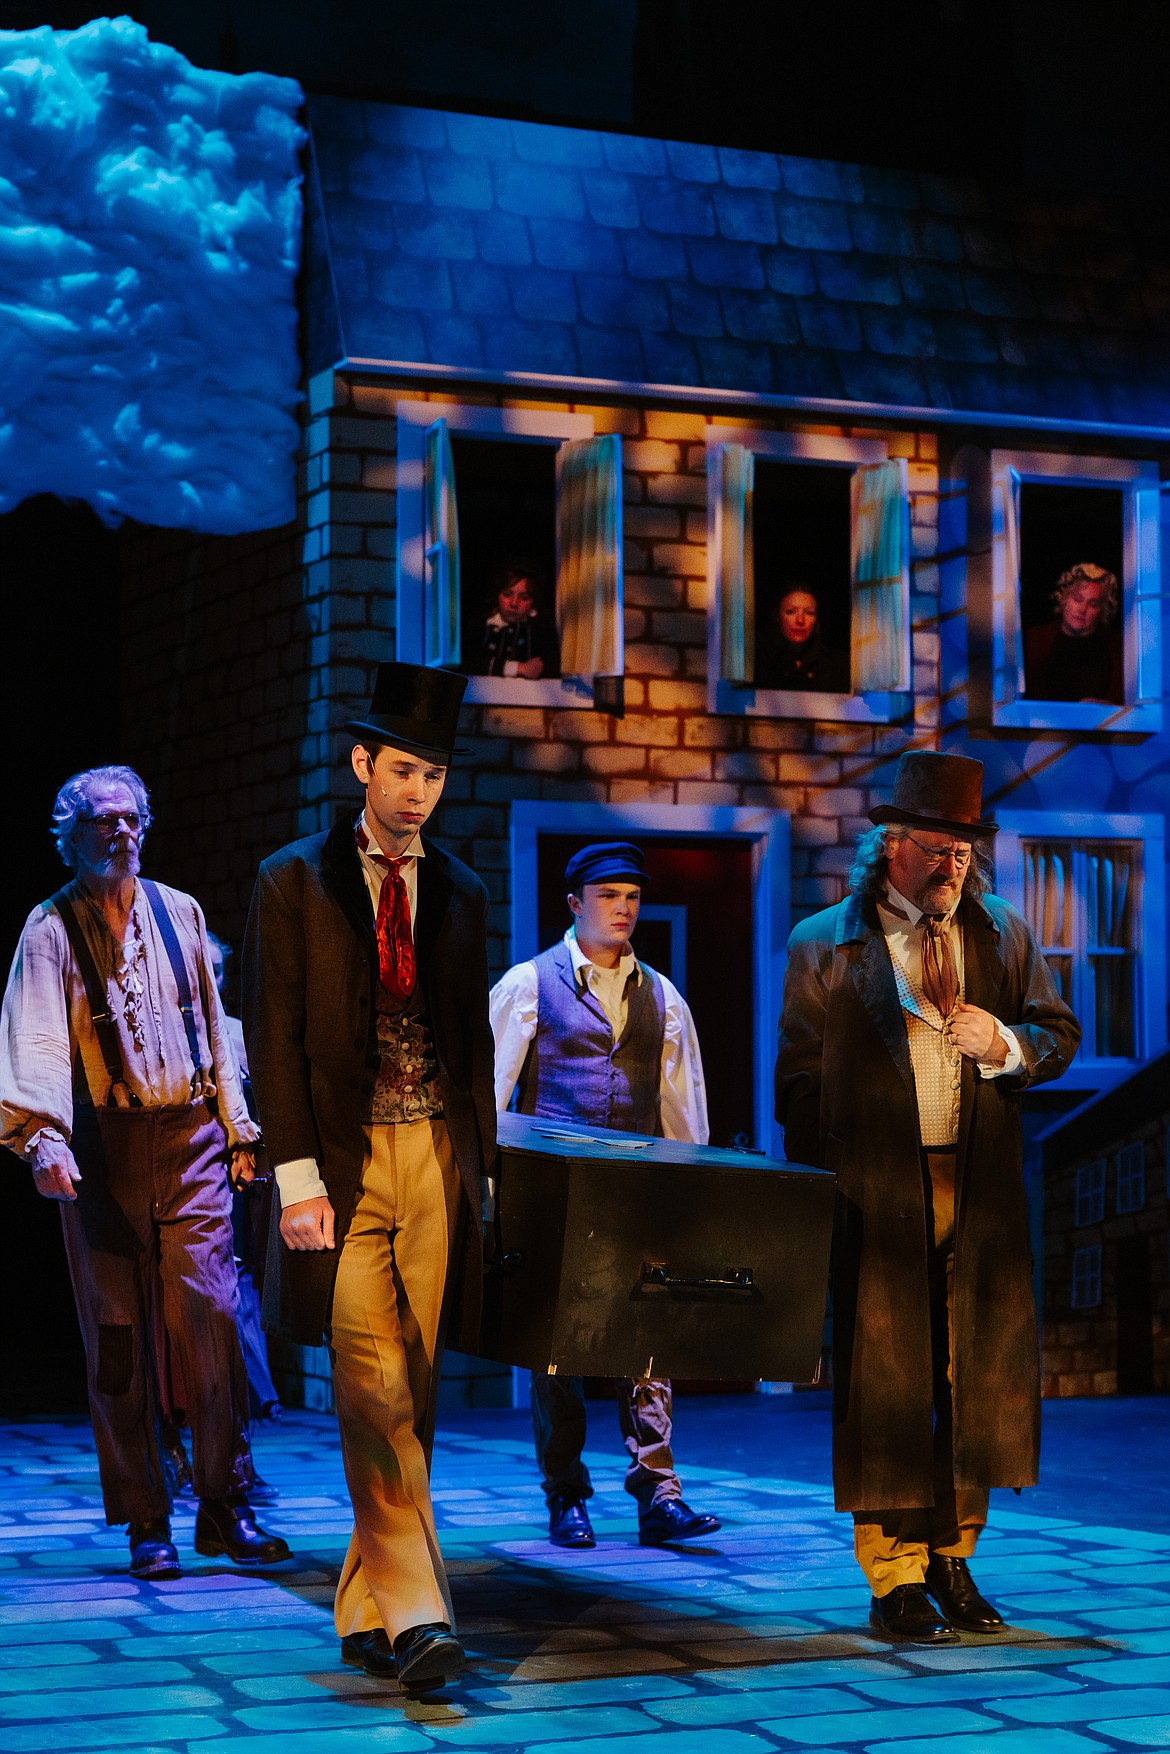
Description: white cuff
503,660,520,677
978,1023,1023,1079
274,1157,329,1206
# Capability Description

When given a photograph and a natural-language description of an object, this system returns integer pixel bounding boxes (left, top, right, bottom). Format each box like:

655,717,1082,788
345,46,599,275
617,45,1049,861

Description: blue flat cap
564,841,649,891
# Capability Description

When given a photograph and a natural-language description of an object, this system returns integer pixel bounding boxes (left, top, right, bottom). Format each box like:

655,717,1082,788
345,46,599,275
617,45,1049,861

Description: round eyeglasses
903,834,971,868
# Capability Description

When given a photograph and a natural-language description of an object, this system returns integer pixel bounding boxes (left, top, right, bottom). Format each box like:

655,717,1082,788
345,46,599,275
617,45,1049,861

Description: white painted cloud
0,16,304,533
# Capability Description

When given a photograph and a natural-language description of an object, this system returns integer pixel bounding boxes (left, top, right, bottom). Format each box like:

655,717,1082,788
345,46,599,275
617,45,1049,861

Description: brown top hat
869,751,998,840
344,662,470,762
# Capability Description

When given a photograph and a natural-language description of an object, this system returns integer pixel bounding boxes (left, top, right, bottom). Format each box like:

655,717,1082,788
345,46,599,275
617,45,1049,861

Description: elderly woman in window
1024,562,1123,705
476,564,559,681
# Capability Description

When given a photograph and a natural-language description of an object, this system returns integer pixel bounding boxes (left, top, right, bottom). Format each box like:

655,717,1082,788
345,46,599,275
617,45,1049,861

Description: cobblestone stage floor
4,1394,1170,1753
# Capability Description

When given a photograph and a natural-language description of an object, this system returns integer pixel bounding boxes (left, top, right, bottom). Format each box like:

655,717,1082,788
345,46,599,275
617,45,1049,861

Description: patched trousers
330,1117,463,1642
853,1148,989,1595
62,1102,253,1526
531,1373,681,1511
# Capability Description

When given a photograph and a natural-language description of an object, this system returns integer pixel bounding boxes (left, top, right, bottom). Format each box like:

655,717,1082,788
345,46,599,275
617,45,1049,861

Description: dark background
1018,481,1126,632
753,460,854,681
452,437,559,676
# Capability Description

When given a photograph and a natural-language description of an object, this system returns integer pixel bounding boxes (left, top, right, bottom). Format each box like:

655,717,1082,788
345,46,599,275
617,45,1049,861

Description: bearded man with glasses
0,765,290,1580
776,752,1080,1645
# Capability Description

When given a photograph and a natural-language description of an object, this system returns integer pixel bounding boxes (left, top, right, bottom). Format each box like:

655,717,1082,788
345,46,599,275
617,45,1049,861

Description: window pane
1019,481,1124,706
1090,953,1136,1060
452,436,560,680
1084,843,1137,950
752,460,851,693
1022,842,1072,950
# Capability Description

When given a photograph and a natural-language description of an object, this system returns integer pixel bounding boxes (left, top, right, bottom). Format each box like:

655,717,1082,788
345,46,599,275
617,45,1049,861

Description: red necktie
921,914,958,1021
356,824,417,1001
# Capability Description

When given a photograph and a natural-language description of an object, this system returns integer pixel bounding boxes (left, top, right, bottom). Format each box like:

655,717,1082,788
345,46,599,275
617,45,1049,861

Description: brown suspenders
51,882,211,1107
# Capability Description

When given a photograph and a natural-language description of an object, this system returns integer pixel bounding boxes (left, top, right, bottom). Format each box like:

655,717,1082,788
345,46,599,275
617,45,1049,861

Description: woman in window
476,564,559,680
758,583,849,693
1024,562,1123,705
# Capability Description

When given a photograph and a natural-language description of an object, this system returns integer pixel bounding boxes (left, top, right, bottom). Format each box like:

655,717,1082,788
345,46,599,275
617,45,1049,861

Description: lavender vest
517,941,666,1137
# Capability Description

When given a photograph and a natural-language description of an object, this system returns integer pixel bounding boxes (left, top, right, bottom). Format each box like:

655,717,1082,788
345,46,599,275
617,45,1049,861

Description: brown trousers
853,1148,988,1594
329,1117,463,1641
531,1374,681,1510
62,1102,252,1526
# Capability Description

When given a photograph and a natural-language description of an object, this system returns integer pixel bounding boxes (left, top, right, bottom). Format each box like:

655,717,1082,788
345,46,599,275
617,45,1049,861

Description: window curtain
851,458,909,691
423,418,460,667
711,441,754,685
556,433,623,679
998,465,1026,698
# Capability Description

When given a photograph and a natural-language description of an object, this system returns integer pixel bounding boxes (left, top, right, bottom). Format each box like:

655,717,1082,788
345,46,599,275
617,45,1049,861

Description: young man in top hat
775,752,1080,1644
244,663,496,1695
491,841,720,1550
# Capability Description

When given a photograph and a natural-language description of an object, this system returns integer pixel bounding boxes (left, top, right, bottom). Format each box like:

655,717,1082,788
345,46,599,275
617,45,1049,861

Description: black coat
775,887,1080,1512
243,820,497,1349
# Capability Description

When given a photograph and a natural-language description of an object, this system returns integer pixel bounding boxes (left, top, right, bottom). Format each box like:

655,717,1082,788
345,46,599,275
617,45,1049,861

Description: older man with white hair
0,765,289,1580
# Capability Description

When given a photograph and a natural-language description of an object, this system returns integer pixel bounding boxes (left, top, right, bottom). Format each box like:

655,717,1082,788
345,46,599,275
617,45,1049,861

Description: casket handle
640,1263,754,1293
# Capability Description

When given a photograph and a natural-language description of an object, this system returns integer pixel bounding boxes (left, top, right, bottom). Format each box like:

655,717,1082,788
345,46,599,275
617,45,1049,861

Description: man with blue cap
491,841,719,1549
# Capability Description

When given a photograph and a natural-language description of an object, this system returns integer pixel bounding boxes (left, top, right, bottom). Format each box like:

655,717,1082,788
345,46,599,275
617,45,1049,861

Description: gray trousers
530,1373,681,1510
62,1102,253,1525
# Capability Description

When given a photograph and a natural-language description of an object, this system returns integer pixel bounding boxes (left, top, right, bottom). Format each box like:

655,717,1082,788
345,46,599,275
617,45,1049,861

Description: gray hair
51,766,152,871
848,822,993,902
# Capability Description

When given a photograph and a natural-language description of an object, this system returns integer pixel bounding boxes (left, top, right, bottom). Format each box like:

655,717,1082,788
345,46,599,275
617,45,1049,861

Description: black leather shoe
194,1498,291,1565
869,1583,958,1644
129,1516,181,1580
925,1554,1006,1633
393,1622,464,1695
548,1496,595,1548
638,1499,722,1546
340,1629,396,1678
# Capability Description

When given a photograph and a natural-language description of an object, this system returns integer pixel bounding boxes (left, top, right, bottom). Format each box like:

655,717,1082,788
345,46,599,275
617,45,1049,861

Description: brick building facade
1040,1051,1170,1397
116,96,1170,1408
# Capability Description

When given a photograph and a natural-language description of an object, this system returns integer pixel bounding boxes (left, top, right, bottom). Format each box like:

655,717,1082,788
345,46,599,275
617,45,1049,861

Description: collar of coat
320,816,454,973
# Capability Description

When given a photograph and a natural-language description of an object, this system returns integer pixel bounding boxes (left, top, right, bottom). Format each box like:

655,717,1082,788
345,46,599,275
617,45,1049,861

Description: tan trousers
329,1117,462,1641
854,1149,989,1596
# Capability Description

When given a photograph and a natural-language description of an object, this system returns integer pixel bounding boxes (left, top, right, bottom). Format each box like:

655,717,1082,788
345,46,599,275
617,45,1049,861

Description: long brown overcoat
243,820,497,1350
775,886,1080,1513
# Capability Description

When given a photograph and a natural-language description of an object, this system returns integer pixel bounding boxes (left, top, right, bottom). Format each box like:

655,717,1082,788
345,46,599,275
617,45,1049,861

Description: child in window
477,565,559,679
1024,562,1123,704
758,583,849,692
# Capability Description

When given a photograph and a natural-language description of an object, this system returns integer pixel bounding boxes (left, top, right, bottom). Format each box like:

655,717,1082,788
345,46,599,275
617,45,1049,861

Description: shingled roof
305,94,1170,433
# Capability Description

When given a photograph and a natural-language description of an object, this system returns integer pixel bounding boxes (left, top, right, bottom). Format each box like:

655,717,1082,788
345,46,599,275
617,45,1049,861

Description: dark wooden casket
473,1112,836,1383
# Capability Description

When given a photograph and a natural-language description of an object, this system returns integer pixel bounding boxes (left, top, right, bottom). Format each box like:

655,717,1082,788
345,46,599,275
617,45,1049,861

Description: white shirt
274,814,424,1207
876,882,1022,1080
489,926,709,1146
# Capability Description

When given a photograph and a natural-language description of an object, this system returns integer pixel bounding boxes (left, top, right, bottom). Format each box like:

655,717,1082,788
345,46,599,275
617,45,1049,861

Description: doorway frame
509,800,791,1153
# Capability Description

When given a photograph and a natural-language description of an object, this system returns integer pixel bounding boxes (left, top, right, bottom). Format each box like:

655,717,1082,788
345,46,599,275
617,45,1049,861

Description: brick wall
1043,1125,1170,1396
313,371,942,979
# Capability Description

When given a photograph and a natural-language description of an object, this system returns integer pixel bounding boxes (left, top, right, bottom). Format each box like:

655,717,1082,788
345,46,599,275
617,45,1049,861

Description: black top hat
344,662,470,762
869,751,998,840
564,842,650,891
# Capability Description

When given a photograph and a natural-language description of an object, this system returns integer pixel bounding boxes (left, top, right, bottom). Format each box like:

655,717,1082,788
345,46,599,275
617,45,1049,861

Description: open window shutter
999,465,1026,698
711,442,754,684
556,433,623,680
851,458,909,691
423,419,460,666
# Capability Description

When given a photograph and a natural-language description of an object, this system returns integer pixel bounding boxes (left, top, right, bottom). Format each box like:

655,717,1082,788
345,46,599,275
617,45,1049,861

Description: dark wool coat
243,820,497,1350
775,887,1080,1513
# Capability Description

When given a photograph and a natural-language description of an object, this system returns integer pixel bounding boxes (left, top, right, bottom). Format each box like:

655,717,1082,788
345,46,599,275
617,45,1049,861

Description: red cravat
356,823,417,1001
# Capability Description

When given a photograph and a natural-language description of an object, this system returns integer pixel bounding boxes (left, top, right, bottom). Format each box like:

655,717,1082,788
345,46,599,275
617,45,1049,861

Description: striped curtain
711,441,755,685
556,434,623,679
423,418,460,667
851,459,908,691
